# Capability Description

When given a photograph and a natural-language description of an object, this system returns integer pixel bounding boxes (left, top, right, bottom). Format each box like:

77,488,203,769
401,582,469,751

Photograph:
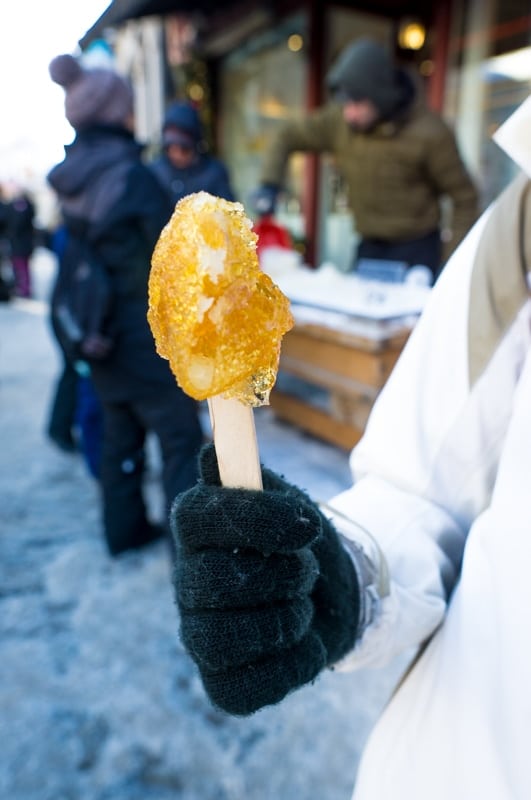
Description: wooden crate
270,320,410,449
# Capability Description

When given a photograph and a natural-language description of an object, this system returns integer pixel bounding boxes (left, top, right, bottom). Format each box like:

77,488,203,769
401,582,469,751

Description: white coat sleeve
327,193,531,669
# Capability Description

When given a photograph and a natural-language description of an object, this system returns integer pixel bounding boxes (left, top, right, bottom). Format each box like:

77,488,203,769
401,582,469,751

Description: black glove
170,444,360,716
248,183,280,217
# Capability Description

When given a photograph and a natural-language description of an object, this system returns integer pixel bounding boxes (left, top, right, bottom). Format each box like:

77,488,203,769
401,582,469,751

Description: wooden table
270,313,411,450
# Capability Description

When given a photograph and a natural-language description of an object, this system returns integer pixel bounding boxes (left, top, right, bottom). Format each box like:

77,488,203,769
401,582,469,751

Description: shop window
219,15,308,244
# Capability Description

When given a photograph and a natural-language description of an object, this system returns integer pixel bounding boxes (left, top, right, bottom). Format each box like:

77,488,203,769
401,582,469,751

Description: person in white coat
170,95,531,800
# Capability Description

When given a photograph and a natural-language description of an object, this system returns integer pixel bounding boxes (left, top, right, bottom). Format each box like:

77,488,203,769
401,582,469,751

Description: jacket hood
162,102,202,142
47,126,142,227
327,38,414,119
47,126,140,198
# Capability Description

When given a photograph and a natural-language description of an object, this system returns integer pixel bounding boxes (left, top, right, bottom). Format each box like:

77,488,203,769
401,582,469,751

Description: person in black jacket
149,100,235,207
47,54,203,557
0,193,12,301
6,188,35,298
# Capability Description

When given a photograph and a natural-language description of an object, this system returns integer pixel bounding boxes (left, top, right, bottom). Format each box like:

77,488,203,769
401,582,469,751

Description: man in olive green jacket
255,38,479,281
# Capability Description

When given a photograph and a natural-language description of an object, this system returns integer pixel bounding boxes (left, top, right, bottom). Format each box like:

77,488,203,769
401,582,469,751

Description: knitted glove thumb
170,444,360,715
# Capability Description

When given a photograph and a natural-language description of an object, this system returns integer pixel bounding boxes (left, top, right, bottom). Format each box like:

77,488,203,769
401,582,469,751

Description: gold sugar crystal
148,192,293,405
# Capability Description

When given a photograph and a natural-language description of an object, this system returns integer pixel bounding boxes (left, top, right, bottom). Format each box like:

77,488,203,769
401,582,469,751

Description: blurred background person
149,100,235,207
46,219,80,454
0,186,12,302
47,53,203,557
6,185,35,298
46,218,104,479
252,37,479,283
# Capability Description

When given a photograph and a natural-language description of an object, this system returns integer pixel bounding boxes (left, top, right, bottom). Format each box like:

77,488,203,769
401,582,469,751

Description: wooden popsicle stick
207,395,263,489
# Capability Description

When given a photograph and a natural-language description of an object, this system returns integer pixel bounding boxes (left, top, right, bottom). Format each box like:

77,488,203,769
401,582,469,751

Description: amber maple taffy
148,192,294,489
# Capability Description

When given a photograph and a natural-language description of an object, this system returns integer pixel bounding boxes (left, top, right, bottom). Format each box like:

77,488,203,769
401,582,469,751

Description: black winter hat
163,101,203,142
327,38,402,118
49,54,134,131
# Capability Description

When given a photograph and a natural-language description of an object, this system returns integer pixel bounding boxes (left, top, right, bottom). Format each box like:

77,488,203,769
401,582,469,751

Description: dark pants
98,387,203,556
47,360,78,450
12,255,31,298
47,357,104,476
356,229,442,281
76,376,103,479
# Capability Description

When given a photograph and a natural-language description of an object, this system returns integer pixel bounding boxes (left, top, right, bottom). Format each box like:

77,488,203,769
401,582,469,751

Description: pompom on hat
49,53,134,130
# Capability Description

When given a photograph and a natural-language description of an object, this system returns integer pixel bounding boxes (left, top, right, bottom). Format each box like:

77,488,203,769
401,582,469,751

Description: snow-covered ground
0,251,407,800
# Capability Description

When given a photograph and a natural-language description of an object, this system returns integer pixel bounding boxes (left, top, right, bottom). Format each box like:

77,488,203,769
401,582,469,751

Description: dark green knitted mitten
170,444,360,716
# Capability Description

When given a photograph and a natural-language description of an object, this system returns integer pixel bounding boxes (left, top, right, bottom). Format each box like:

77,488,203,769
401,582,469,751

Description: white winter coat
328,104,531,799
